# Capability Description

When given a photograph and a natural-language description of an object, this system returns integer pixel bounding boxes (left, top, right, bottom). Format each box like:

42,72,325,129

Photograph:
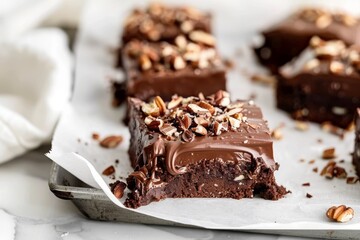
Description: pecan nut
100,135,123,148
326,205,354,223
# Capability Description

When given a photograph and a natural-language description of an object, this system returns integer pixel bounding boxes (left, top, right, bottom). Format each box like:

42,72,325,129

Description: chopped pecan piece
322,147,336,159
102,166,115,176
159,124,177,136
100,135,123,148
192,124,207,135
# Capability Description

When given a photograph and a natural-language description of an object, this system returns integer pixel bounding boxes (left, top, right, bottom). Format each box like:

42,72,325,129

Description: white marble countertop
0,146,315,240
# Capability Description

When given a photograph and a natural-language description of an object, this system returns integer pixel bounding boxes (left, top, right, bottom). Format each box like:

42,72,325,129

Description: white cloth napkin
0,0,60,39
0,28,72,164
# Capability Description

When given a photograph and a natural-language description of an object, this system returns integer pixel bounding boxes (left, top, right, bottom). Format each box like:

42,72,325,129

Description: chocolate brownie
354,109,360,177
122,3,212,44
254,8,360,73
124,91,287,208
118,35,226,102
277,37,360,128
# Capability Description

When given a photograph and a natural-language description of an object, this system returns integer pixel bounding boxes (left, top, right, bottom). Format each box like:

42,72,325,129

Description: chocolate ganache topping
128,91,276,190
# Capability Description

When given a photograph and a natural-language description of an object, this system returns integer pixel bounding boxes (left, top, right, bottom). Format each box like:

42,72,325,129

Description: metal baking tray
49,162,359,239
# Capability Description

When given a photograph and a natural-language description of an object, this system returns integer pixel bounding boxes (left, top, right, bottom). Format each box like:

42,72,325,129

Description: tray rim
48,162,360,239
48,162,108,200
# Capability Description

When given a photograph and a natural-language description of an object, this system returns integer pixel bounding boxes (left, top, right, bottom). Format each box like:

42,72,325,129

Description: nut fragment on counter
346,177,359,184
320,161,347,179
271,125,284,140
100,135,123,148
322,147,336,159
110,180,127,199
295,121,309,131
326,205,354,223
250,74,276,86
102,166,115,176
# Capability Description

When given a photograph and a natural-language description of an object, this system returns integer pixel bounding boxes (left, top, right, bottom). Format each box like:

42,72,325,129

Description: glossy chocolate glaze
254,8,360,73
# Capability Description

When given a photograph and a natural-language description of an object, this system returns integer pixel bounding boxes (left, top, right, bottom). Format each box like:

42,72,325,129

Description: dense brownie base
353,109,360,177
112,82,127,106
125,158,287,208
276,75,359,129
126,70,227,102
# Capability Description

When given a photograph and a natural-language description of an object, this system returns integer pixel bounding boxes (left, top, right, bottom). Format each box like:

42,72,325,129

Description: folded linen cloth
0,28,72,164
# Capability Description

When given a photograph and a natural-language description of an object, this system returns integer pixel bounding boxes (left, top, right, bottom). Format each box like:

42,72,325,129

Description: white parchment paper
47,0,360,229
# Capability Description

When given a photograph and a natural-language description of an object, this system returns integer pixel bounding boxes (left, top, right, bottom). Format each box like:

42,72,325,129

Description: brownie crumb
306,193,313,198
223,58,235,70
299,159,305,163
102,166,115,176
313,167,318,173
302,182,310,186
339,159,345,163
249,93,257,100
115,159,119,164
92,133,100,140
308,159,315,164
317,138,323,143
